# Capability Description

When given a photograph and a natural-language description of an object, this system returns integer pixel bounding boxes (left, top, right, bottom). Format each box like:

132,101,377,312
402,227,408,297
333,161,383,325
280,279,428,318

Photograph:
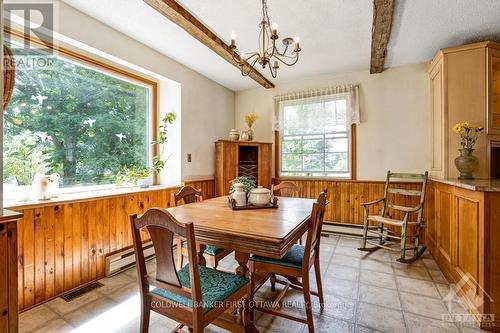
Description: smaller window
278,93,355,179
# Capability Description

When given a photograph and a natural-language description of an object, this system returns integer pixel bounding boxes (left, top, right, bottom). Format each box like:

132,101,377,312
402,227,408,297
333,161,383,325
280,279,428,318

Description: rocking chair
358,171,428,263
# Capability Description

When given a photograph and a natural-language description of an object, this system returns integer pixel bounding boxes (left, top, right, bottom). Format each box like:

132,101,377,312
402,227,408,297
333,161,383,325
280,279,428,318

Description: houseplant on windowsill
453,121,484,179
4,130,52,201
115,112,176,188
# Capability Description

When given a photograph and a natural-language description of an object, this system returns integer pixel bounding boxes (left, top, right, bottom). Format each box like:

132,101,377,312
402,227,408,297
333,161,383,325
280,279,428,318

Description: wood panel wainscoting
273,178,423,228
10,179,215,312
425,180,500,331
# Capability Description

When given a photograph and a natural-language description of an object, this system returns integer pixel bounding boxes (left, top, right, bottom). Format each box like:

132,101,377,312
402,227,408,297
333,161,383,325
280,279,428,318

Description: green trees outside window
4,45,150,188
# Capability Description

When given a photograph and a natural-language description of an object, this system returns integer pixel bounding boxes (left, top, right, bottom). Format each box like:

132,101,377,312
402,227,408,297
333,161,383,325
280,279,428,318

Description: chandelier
229,0,301,79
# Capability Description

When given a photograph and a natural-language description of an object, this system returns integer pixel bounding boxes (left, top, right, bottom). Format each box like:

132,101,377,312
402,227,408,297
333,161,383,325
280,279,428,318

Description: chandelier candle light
229,0,301,78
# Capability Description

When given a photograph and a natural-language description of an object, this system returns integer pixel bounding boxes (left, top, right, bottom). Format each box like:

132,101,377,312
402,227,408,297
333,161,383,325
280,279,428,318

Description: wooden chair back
174,186,203,206
382,171,429,221
272,181,302,197
303,190,328,268
130,208,204,321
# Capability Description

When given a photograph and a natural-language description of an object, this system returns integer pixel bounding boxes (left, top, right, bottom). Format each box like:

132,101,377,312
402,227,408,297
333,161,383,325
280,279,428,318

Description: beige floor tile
19,305,58,333
326,265,359,281
45,290,103,316
360,258,394,274
331,254,361,268
314,315,354,333
363,249,392,262
322,277,358,299
321,294,357,322
61,297,117,327
254,311,306,332
400,292,449,319
356,302,406,333
106,281,140,303
359,284,401,309
436,283,454,299
97,271,135,295
405,312,459,333
429,269,449,284
31,318,74,333
422,257,441,270
337,237,363,248
355,325,385,333
335,246,367,258
393,265,432,281
396,276,441,298
360,270,397,289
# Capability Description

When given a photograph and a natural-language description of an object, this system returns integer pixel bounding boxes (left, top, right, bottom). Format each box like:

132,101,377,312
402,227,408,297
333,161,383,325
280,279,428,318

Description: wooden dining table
165,195,315,332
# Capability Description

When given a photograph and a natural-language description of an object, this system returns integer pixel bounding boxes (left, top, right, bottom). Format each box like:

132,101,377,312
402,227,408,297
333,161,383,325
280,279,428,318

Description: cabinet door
258,143,272,189
429,62,446,178
488,47,500,134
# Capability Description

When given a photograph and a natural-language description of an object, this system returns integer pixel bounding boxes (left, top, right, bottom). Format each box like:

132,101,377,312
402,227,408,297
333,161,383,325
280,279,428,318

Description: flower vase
454,148,479,179
247,128,254,141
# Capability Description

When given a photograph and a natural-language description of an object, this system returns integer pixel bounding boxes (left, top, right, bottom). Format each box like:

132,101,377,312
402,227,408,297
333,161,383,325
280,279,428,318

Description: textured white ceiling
63,0,500,91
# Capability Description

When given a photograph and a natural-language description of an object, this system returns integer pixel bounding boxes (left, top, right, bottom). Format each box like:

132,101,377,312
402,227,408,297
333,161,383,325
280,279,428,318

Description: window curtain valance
272,84,360,131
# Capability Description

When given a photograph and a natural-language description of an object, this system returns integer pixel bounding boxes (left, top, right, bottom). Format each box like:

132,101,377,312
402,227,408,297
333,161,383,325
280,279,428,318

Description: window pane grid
280,98,350,178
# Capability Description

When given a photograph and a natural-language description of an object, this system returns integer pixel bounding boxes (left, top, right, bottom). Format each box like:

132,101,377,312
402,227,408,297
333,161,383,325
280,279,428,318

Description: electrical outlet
187,153,192,162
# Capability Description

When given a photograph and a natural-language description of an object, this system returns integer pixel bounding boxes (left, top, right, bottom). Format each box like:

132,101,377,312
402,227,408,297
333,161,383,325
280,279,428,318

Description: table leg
196,243,206,266
235,251,250,276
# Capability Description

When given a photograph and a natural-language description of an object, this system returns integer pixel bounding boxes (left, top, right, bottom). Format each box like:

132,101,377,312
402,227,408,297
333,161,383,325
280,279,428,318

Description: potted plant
4,130,52,201
453,121,484,179
116,112,176,188
243,112,259,141
229,176,256,197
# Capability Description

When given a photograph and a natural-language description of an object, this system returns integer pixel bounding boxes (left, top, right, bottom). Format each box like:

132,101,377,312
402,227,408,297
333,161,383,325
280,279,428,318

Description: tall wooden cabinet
215,140,272,196
429,41,500,179
0,210,23,333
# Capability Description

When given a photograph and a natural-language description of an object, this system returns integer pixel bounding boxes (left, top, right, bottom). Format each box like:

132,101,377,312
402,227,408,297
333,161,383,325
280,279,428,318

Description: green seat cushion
151,264,248,313
181,241,225,256
250,244,305,269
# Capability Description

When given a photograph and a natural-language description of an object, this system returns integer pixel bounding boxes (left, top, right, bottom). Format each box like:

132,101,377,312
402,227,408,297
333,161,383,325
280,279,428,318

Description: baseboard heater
105,241,156,277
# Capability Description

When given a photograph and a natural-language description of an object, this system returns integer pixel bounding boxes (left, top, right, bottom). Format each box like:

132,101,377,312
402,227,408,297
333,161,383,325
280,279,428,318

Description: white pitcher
232,183,247,207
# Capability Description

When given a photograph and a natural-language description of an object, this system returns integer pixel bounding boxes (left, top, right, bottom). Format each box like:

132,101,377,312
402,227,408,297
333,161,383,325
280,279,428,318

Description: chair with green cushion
247,190,328,333
130,208,249,333
174,186,232,269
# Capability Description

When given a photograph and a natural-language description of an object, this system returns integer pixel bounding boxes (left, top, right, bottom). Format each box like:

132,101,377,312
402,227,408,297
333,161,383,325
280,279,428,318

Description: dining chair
247,190,328,333
272,181,302,198
174,186,232,270
273,181,304,245
130,208,249,333
358,171,429,263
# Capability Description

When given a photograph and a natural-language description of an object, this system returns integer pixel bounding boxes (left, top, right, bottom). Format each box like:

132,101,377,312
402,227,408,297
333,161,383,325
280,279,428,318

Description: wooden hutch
215,140,272,196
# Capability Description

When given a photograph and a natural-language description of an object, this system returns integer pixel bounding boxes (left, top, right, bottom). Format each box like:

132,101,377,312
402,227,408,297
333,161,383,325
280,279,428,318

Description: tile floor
19,235,488,333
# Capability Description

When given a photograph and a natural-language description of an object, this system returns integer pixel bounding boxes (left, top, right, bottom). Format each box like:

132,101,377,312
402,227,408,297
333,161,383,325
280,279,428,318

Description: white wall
55,2,235,182
235,63,430,180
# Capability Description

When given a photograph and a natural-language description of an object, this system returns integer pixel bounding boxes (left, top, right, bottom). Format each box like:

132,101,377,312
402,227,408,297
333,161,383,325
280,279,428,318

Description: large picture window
276,86,359,179
3,39,155,190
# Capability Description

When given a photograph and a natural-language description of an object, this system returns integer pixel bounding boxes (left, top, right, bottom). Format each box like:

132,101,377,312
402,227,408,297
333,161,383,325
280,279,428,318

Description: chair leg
140,296,150,333
176,239,184,270
270,273,277,292
358,208,370,250
399,222,408,261
302,275,315,333
313,258,324,311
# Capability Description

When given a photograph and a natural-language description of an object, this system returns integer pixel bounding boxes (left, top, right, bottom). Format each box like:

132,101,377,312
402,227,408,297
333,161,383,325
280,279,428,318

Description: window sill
4,184,182,210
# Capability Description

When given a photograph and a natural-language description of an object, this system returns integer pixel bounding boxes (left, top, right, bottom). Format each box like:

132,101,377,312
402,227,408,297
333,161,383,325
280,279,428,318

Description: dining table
165,195,315,332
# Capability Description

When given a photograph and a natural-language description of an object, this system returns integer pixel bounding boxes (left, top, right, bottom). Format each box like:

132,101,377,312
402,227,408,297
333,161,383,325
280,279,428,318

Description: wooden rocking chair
358,171,428,263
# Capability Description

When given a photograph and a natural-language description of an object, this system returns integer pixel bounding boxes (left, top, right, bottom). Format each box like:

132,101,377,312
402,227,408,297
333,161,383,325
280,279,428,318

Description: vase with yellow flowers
453,121,484,179
243,112,259,141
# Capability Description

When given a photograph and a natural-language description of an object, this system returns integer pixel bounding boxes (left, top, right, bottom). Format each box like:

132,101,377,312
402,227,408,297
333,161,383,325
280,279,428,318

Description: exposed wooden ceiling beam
144,0,275,89
370,0,395,74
